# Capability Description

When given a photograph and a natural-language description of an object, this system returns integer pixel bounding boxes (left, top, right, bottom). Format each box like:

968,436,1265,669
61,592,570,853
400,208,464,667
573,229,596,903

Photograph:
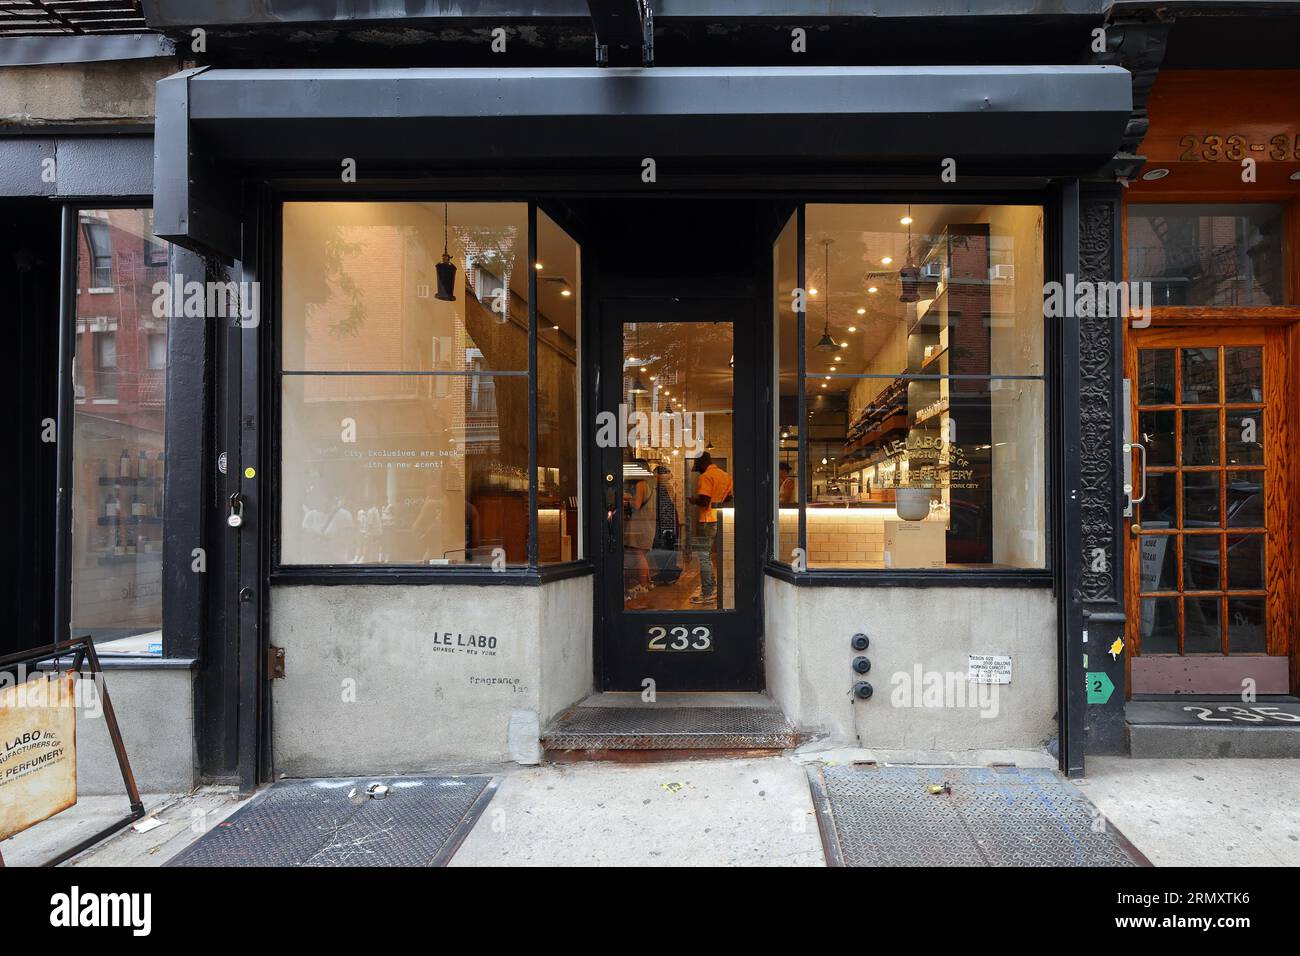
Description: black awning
154,65,1131,257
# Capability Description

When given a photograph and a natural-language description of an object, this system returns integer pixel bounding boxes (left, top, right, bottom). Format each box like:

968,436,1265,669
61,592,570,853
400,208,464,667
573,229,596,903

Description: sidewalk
9,754,1298,867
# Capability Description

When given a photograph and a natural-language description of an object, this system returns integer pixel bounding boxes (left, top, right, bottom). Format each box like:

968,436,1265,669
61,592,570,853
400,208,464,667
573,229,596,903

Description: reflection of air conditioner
991,263,1015,281
920,261,944,279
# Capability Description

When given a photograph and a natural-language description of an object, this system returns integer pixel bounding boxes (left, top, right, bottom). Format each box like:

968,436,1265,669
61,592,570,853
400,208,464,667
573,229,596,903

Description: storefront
4,2,1297,793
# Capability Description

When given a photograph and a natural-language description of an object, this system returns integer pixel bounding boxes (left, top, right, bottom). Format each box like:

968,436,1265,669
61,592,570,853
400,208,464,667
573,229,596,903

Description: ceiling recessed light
855,308,866,315
560,289,572,297
1141,167,1170,181
839,343,848,349
821,383,827,389
847,325,857,332
881,256,893,266
534,262,544,270
552,325,560,331
833,356,841,362
868,286,878,294
899,216,913,226
808,287,818,296
824,375,831,380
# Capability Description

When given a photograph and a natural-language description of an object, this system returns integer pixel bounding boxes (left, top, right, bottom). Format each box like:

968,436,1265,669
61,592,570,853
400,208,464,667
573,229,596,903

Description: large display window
774,202,1047,571
279,202,581,569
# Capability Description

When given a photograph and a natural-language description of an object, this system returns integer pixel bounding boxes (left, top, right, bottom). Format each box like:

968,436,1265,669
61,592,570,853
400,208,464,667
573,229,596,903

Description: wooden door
1125,325,1295,694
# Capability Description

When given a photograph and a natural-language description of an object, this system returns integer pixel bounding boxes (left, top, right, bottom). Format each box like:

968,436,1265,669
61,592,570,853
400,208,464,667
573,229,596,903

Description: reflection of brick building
72,209,170,641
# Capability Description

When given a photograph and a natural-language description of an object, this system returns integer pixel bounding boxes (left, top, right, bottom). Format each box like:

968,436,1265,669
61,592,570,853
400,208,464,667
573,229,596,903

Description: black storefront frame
217,175,1087,780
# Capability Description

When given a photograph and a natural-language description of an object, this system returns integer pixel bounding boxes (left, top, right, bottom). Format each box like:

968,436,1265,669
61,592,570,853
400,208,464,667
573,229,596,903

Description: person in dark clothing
651,463,681,583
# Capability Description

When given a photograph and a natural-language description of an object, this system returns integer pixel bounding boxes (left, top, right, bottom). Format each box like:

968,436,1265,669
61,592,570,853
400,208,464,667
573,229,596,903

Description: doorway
1125,326,1293,693
596,297,762,691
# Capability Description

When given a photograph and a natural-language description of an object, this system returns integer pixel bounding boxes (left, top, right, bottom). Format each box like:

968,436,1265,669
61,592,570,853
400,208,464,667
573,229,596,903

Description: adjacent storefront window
1127,203,1287,307
279,202,580,568
71,209,170,654
774,202,1047,571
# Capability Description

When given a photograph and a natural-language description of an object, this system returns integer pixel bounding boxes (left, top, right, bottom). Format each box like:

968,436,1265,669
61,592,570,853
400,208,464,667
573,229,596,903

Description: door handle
227,492,245,529
1123,441,1147,509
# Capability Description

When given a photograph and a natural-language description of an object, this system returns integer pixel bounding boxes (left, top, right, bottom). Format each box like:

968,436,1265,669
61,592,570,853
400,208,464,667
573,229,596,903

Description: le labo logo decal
430,631,500,657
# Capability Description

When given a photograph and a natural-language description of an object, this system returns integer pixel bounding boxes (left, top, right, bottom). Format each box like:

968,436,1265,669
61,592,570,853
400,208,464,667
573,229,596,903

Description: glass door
598,299,759,691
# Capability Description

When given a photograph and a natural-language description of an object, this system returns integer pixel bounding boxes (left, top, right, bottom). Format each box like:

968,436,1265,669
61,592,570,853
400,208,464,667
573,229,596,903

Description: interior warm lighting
868,286,878,294
881,256,892,265
534,262,544,270
808,287,818,296
899,215,913,226
560,289,572,297
552,325,560,330
848,325,857,331
855,307,866,314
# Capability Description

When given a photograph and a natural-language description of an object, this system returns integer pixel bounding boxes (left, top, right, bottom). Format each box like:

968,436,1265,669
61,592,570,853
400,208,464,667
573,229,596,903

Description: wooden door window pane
1225,471,1264,527
1180,348,1219,404
1139,597,1179,653
1227,597,1266,653
1226,534,1265,591
1137,348,1175,403
1226,409,1263,466
1224,347,1263,403
1183,597,1223,653
1181,409,1219,465
1183,535,1222,592
1139,409,1176,466
1181,471,1221,528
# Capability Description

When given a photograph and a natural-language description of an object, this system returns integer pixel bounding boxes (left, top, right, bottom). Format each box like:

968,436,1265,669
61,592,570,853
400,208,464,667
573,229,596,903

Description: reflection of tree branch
324,232,367,338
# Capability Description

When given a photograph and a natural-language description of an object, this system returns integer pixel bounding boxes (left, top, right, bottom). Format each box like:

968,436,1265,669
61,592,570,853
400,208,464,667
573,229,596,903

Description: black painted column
1078,183,1128,755
161,245,211,661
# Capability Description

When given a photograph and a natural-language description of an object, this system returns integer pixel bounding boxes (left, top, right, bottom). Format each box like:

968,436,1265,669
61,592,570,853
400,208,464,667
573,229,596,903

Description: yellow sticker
244,466,256,479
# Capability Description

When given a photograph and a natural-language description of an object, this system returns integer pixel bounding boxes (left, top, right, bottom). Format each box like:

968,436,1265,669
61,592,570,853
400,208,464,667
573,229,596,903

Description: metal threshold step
542,696,797,754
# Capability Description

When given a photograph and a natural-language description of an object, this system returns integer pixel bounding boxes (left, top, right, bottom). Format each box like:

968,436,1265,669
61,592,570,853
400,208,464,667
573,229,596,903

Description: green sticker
1086,671,1114,705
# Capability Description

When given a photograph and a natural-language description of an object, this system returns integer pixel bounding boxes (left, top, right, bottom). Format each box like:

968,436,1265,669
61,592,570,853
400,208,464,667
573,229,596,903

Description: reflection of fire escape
1144,215,1256,306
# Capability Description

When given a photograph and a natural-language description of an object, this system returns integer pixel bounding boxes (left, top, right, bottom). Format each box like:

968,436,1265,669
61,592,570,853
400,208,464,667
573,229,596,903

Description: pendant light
434,202,457,302
898,205,921,304
813,237,838,351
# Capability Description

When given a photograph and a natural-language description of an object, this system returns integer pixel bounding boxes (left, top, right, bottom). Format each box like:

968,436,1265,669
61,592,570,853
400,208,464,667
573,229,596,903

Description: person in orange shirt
689,452,733,605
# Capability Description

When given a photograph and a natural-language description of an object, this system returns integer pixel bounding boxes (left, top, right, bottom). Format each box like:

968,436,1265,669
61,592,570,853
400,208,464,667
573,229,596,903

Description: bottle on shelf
130,490,146,518
119,448,131,479
138,449,150,480
105,491,120,518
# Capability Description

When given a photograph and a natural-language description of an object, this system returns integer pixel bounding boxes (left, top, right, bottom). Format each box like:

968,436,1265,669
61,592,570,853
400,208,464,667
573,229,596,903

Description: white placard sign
968,654,1012,685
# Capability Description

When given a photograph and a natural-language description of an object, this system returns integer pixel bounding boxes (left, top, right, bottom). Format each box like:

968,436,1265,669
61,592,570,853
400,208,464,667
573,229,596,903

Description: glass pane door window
71,209,171,656
620,321,735,612
1129,338,1270,655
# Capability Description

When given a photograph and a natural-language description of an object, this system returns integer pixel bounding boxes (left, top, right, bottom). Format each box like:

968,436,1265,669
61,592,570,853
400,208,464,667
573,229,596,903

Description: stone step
542,694,797,755
1126,697,1300,758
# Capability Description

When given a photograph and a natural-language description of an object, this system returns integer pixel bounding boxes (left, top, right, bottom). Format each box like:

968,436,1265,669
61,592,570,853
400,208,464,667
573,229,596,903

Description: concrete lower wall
764,576,1058,752
76,668,196,795
269,576,593,775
